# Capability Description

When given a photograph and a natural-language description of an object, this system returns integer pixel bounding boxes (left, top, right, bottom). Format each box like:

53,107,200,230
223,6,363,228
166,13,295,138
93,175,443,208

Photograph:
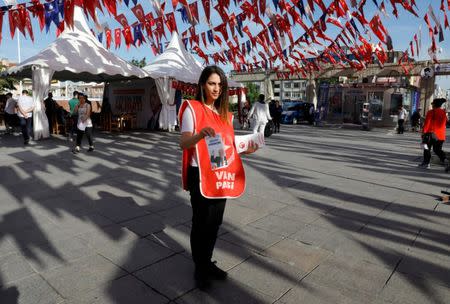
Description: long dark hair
195,65,229,123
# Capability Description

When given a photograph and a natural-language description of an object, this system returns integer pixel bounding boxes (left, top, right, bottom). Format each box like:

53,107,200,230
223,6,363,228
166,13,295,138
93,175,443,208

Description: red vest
179,100,246,199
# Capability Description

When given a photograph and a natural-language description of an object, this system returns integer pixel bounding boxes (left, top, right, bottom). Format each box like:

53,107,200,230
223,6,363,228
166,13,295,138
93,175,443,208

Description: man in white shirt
16,90,35,145
4,93,17,134
397,105,408,134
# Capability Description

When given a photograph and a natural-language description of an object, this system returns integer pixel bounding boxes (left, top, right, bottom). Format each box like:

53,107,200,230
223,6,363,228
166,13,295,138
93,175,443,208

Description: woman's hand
199,127,216,138
243,140,258,154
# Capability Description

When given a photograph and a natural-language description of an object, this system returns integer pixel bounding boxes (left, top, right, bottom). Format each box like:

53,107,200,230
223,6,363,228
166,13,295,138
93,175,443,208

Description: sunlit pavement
0,125,449,304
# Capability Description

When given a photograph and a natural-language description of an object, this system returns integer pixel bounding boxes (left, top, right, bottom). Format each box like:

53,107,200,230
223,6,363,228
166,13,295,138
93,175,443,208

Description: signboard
420,67,434,79
435,63,450,74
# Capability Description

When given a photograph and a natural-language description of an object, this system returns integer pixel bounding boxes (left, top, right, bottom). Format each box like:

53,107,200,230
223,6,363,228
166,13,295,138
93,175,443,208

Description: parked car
281,101,313,124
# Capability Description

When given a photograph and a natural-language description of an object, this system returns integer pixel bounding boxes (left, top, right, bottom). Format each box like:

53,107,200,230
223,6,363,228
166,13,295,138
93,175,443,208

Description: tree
245,82,260,104
0,63,17,93
130,57,147,68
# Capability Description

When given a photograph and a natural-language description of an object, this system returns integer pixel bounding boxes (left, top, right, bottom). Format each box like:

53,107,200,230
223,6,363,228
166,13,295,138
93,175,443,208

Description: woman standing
248,94,272,134
73,93,94,153
179,66,257,290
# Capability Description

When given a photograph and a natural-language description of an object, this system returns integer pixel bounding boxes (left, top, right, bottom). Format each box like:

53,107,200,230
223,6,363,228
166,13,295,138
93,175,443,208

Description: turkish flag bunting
102,0,117,16
189,2,200,24
28,1,45,31
213,34,223,45
214,23,229,41
214,3,229,22
8,9,24,39
313,0,327,12
122,26,134,49
201,32,207,48
0,11,3,44
259,0,266,15
105,28,112,49
131,4,146,23
115,14,129,27
165,12,178,33
23,9,34,41
114,28,121,48
201,0,211,23
172,0,179,10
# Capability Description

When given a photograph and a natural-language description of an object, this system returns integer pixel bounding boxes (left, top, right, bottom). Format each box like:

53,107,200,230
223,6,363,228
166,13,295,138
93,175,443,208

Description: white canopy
143,31,203,84
6,6,149,82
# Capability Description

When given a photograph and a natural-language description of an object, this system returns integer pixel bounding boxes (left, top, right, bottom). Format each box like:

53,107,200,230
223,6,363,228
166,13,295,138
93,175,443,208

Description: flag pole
17,29,23,93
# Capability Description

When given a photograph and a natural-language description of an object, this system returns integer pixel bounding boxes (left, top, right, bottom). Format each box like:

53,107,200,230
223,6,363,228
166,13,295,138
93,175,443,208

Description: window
390,94,403,116
274,82,280,89
293,82,300,89
284,82,291,88
284,92,291,98
274,92,280,97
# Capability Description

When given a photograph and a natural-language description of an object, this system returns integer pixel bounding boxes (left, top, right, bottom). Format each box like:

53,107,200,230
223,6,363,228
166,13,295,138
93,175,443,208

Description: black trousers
398,119,405,134
188,166,226,268
19,117,32,142
76,127,93,147
273,117,281,132
423,139,446,164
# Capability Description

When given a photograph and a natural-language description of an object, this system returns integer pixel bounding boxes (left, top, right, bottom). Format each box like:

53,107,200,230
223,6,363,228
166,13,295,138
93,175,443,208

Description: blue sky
1,0,449,89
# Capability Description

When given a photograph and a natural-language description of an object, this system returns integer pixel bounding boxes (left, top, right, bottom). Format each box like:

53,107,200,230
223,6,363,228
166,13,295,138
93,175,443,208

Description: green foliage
245,83,259,104
130,57,147,68
0,63,17,93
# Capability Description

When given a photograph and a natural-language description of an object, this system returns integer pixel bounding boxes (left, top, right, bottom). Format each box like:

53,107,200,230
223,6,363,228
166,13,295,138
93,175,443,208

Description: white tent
143,32,202,131
6,6,149,139
144,32,242,131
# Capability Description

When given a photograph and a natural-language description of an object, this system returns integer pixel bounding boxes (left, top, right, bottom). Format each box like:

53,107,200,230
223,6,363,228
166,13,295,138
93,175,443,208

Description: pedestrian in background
248,94,272,134
397,104,408,134
272,100,283,133
179,65,258,290
68,91,79,140
4,93,17,134
73,93,94,153
419,98,447,169
16,90,34,145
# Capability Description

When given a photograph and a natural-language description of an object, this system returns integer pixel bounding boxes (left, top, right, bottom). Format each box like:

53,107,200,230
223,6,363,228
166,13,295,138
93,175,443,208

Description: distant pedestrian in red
419,98,448,169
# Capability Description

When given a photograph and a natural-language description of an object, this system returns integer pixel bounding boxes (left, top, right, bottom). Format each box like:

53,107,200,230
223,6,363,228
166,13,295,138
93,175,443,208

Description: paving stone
263,239,332,273
23,237,94,273
219,225,284,253
66,275,169,304
397,250,450,288
288,224,336,247
134,254,195,300
0,253,36,286
277,280,360,304
249,214,308,237
222,203,269,227
97,238,174,273
76,224,140,250
156,204,193,226
228,254,306,299
120,213,167,236
41,254,126,298
311,214,366,232
211,239,254,271
148,224,191,254
233,195,287,214
90,192,149,223
176,278,273,304
379,272,450,304
303,255,391,302
274,205,323,224
0,274,64,304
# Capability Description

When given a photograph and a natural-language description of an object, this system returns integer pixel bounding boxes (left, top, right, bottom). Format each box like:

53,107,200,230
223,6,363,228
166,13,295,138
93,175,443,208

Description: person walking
419,98,448,169
4,93,17,134
410,108,422,132
272,100,283,133
73,93,94,153
397,105,408,134
179,65,258,290
248,94,272,134
44,92,56,134
68,91,79,140
16,90,34,145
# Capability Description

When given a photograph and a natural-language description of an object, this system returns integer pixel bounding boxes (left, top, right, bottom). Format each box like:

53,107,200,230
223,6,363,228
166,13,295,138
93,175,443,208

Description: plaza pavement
0,124,449,304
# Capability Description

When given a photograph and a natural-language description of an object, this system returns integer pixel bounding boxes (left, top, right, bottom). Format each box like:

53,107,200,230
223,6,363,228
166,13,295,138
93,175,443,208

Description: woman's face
79,96,85,104
203,73,221,104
